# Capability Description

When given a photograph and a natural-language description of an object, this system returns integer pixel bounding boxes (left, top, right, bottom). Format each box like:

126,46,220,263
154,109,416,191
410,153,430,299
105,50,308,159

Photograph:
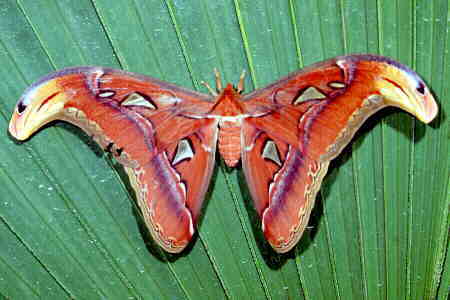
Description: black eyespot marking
104,142,123,156
17,100,27,114
416,82,425,95
105,142,114,153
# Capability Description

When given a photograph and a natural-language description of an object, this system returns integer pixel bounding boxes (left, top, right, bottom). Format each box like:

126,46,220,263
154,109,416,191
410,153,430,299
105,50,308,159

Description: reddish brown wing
241,54,437,253
10,67,218,253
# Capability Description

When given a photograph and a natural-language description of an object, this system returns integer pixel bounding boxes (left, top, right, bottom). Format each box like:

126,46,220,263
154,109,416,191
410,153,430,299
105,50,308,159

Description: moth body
209,84,247,167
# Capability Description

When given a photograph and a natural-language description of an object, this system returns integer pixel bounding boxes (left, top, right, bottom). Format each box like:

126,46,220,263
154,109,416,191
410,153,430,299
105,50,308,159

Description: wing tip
146,207,195,254
261,208,305,254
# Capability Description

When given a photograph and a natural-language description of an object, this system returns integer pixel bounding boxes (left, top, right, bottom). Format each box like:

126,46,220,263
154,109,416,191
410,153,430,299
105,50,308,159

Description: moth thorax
218,121,241,167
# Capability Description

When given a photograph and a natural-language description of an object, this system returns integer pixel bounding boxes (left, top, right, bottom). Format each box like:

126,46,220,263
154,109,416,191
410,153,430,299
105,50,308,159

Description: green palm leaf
0,1,448,299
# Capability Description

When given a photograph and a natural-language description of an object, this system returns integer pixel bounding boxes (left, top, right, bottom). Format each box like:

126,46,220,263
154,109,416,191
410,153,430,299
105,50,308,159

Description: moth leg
237,70,246,93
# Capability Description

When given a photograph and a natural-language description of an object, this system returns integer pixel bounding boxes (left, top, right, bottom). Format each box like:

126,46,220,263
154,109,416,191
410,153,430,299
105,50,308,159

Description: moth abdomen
218,121,241,167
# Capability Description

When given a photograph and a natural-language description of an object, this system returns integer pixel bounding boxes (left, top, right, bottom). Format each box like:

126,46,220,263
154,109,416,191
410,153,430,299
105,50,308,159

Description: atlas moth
9,55,438,253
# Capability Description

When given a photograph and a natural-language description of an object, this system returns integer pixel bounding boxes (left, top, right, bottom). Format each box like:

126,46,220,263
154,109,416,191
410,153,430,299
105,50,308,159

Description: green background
0,0,448,299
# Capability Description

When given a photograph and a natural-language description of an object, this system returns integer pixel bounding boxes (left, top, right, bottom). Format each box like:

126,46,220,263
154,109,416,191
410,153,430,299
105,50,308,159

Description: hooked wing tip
9,74,72,141
420,94,438,124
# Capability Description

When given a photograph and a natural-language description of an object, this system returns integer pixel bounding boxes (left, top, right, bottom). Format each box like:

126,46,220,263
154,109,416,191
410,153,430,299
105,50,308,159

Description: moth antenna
214,68,223,91
237,69,246,93
200,80,218,96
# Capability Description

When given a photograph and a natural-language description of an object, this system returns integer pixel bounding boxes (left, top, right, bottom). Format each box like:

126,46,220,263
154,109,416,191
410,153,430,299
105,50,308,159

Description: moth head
9,78,69,141
374,61,438,124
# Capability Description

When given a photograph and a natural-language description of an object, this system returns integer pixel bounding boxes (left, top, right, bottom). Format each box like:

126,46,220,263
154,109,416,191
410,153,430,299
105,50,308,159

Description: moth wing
241,55,437,253
241,105,329,253
124,119,218,253
10,67,218,253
